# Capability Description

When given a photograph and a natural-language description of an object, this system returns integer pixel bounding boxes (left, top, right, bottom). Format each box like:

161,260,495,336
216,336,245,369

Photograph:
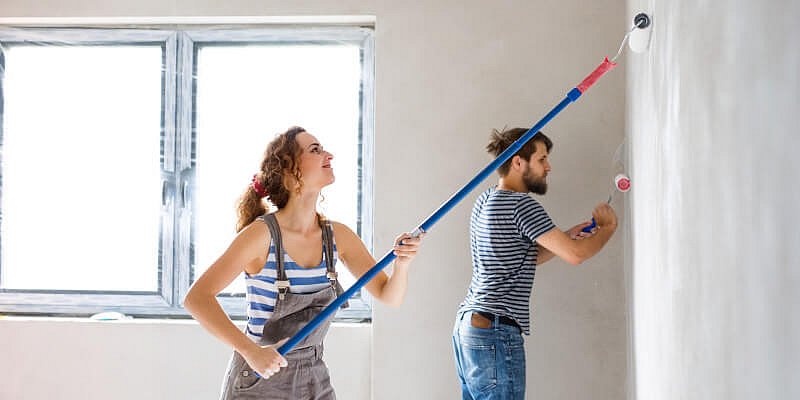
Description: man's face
522,141,551,195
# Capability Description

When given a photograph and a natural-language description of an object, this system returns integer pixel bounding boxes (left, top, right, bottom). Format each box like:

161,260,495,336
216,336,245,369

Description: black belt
476,311,519,328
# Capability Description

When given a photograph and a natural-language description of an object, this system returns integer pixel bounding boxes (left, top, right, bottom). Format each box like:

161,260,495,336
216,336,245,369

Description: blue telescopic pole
278,57,617,355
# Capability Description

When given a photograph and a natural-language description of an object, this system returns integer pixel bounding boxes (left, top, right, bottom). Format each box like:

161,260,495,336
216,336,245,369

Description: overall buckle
326,271,338,284
276,280,290,300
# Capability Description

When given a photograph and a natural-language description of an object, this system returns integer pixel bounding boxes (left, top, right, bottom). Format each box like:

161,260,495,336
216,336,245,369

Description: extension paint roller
277,12,652,356
276,59,618,356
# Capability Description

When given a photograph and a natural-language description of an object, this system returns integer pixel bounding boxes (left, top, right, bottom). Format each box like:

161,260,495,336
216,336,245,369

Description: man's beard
522,166,548,195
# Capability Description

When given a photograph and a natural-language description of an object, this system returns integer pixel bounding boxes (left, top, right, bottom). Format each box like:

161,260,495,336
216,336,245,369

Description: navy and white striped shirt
459,186,556,335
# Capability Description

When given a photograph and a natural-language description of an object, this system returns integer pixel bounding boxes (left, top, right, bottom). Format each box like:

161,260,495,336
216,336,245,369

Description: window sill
0,314,369,328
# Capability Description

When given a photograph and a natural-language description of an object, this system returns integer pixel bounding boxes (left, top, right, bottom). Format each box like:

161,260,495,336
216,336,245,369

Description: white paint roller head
611,13,652,63
629,13,652,53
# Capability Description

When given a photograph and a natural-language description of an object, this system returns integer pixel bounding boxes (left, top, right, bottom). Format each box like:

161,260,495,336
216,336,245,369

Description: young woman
184,126,423,399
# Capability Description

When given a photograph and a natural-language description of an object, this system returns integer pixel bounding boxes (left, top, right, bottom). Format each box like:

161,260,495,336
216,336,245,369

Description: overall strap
320,218,349,309
320,219,337,285
263,213,290,300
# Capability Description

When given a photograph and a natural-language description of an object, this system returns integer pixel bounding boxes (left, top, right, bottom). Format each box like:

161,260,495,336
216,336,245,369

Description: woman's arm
184,221,287,378
332,222,422,307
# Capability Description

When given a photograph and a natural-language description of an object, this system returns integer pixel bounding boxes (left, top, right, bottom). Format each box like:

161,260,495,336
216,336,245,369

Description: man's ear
510,155,522,172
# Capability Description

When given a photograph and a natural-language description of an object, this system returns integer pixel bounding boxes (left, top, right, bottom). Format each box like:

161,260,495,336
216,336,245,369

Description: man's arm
535,221,595,265
535,204,617,265
536,245,556,265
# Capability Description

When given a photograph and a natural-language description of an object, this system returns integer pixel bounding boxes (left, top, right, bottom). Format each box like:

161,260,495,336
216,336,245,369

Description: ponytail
234,126,305,232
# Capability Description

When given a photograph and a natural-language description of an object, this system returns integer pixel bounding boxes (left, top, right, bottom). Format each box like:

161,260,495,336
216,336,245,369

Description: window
0,26,374,320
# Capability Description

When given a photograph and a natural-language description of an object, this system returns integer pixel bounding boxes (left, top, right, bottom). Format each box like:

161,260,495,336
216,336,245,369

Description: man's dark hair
486,127,553,176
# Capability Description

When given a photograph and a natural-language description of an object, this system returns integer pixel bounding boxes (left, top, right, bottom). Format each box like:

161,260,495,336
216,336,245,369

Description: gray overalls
220,213,348,400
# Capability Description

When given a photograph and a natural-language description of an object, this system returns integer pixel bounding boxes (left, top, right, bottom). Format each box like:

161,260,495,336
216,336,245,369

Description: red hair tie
251,174,268,198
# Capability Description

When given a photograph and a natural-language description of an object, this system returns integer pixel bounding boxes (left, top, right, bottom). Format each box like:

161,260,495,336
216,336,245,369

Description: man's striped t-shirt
458,186,556,335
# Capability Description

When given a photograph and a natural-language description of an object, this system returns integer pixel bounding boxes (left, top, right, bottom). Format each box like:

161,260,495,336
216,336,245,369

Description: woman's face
295,132,335,190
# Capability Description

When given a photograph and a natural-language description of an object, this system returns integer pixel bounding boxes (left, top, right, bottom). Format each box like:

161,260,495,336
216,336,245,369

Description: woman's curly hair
236,126,306,232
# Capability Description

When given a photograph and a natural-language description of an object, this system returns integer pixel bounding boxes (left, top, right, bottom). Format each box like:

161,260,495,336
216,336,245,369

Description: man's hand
592,203,618,229
567,221,597,240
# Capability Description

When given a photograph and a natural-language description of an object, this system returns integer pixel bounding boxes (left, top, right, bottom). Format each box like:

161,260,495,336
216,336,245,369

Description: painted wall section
627,0,800,398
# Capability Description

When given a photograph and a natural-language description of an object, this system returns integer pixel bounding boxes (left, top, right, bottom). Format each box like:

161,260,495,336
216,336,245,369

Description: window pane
0,45,163,291
193,44,362,294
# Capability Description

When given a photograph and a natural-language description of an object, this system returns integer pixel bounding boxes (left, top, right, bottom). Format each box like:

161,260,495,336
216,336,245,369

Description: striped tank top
244,221,338,341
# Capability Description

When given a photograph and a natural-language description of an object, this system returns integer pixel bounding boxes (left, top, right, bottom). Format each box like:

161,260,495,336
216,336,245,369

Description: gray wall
0,1,627,399
627,0,800,399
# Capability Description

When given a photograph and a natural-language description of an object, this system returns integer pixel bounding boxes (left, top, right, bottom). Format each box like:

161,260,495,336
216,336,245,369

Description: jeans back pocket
459,334,498,393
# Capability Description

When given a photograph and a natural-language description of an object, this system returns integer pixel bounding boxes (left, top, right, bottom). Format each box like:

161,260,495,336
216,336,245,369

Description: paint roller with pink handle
581,173,630,233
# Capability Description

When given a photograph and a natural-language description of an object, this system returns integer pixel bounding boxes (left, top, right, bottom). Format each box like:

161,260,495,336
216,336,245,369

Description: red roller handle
577,57,617,93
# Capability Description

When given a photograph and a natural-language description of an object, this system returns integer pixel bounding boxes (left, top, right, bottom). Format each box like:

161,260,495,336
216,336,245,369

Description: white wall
0,1,627,399
0,318,370,399
628,0,800,399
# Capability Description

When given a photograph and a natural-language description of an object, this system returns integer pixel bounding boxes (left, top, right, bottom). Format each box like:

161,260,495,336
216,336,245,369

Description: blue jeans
452,311,526,400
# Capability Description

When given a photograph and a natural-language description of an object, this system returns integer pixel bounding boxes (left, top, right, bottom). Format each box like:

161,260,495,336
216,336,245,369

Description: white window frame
0,25,375,321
